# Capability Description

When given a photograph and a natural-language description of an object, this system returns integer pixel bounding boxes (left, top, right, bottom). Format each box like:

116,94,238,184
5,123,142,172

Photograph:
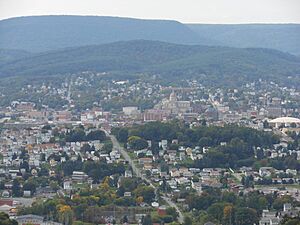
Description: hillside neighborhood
0,76,300,225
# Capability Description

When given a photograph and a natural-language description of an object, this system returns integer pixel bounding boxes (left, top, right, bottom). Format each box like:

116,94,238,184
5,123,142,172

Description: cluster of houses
0,123,124,198
127,138,300,199
0,77,299,224
259,203,300,225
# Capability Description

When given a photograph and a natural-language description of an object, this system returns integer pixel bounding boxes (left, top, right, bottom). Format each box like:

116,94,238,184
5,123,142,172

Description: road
109,134,184,224
66,77,73,105
161,196,184,224
110,135,142,178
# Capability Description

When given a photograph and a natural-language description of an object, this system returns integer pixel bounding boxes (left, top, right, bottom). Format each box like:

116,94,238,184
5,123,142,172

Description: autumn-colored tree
133,185,155,204
223,205,234,225
136,196,144,205
57,205,74,225
100,176,111,191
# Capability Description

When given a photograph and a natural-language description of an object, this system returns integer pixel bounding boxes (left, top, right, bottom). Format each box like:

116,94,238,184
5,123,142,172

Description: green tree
133,185,155,204
40,153,46,161
128,136,148,150
23,179,37,195
207,202,226,222
273,196,293,211
86,130,106,141
198,137,212,147
0,212,17,225
183,216,192,225
12,179,22,197
142,214,152,225
65,128,86,142
101,142,113,154
117,128,129,143
80,143,94,153
166,207,178,221
235,207,258,225
280,216,300,225
50,181,60,191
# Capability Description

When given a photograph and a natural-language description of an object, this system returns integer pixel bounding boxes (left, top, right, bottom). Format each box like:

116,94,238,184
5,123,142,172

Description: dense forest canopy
188,24,300,55
113,121,278,147
112,121,280,169
0,15,202,52
1,40,299,87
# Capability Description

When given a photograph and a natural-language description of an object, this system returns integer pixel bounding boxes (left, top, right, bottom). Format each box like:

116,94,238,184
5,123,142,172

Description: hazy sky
0,0,300,23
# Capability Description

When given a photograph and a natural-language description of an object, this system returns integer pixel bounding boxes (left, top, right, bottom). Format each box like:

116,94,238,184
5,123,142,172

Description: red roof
0,199,14,206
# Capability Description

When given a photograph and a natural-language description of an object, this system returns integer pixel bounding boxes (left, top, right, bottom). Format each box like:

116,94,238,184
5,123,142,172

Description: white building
269,117,300,128
122,106,140,115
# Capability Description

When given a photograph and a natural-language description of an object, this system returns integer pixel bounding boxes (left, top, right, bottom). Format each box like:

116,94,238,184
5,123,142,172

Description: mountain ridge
1,40,299,87
0,15,213,52
188,24,300,55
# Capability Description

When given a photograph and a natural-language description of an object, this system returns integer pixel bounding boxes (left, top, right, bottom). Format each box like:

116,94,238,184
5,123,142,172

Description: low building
269,117,300,128
123,106,140,115
15,214,62,225
71,171,88,183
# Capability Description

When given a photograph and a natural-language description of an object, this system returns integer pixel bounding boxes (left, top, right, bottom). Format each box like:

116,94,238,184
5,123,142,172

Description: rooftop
270,117,300,124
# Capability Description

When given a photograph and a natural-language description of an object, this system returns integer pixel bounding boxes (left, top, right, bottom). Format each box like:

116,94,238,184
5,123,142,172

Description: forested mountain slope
1,40,299,86
0,15,210,52
188,24,300,55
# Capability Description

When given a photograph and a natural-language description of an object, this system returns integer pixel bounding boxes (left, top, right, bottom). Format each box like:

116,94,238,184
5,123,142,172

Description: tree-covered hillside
0,16,299,55
1,40,299,87
112,121,280,169
0,49,31,65
188,24,300,55
0,15,208,52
